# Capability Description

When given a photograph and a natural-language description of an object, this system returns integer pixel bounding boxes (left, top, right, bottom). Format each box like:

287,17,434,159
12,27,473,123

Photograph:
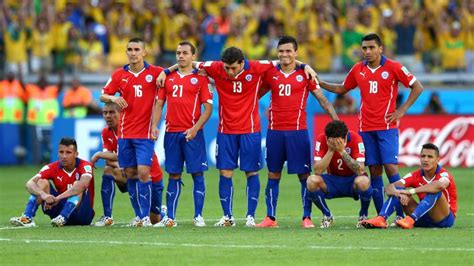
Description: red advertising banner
313,115,474,168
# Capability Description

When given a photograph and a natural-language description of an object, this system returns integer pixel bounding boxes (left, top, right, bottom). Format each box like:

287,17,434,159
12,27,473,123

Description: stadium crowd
0,0,473,78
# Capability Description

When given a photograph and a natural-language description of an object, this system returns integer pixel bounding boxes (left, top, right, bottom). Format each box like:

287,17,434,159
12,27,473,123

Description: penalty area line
0,238,473,252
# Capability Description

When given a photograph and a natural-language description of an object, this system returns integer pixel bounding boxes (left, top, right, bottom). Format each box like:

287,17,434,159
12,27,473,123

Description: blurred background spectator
0,0,472,78
62,78,100,118
423,92,447,114
333,94,357,115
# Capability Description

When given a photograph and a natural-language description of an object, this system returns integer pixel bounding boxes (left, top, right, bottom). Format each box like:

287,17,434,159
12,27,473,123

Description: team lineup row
9,34,457,229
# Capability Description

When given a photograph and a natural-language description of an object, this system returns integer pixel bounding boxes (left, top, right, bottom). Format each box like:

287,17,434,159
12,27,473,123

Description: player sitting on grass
306,120,372,228
362,143,457,229
10,138,95,227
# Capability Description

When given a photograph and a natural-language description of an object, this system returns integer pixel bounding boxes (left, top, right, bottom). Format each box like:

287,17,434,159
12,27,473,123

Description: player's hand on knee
398,194,410,206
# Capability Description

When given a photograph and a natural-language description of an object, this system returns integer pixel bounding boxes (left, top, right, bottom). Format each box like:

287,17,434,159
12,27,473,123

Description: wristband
408,188,416,195
300,63,307,69
164,68,171,75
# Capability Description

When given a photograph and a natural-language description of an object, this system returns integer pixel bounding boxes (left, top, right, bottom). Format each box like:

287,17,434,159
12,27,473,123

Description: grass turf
0,166,473,265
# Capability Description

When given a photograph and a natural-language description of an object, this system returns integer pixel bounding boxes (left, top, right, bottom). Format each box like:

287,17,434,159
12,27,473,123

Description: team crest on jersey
296,75,304,82
191,77,198,85
245,74,252,81
345,147,352,154
75,173,80,180
381,71,389,79
145,74,153,83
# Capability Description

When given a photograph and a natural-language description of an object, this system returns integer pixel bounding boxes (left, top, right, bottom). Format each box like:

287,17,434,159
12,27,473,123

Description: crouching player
10,138,95,227
92,102,165,226
362,143,457,229
306,120,373,228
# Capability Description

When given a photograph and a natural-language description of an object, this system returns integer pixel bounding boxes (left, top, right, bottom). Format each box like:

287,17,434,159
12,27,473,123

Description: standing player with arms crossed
152,41,212,227
255,36,339,228
317,33,423,223
10,138,95,227
100,37,163,227
362,143,457,229
91,102,165,226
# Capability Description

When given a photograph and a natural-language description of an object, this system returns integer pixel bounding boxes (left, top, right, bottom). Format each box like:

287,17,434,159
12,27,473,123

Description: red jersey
342,56,416,131
102,62,163,139
158,70,213,132
37,159,95,208
314,131,365,176
101,126,163,182
198,60,274,134
262,65,319,130
401,166,458,217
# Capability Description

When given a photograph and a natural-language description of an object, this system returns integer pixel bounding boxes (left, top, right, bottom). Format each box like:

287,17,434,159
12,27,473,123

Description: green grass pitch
1,166,473,265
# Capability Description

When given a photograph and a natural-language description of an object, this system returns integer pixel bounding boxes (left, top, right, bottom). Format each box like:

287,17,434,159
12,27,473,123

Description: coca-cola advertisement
313,115,474,168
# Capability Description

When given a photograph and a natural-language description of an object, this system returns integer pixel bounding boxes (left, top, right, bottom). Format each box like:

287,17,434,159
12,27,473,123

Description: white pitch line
0,238,473,252
0,227,30,230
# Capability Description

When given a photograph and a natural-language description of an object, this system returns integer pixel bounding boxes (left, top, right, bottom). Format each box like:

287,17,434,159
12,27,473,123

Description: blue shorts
118,139,155,168
150,180,164,215
359,129,399,166
43,184,95,225
266,129,311,174
321,174,357,199
415,211,455,228
216,132,262,172
164,130,208,174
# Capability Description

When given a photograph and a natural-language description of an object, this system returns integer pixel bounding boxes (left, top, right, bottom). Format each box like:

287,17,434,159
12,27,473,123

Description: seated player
91,102,165,226
10,138,95,227
362,143,457,229
306,120,372,228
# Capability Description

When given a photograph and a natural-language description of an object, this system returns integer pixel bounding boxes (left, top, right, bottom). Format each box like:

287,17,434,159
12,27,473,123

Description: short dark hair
278,36,298,51
128,37,145,48
421,143,440,157
325,120,348,138
178,40,196,55
361,33,383,46
104,102,120,111
60,137,77,150
221,47,244,65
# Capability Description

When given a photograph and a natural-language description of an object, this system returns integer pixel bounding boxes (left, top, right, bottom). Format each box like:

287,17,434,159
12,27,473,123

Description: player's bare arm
317,79,347,95
151,99,164,139
185,102,212,141
100,94,128,109
314,139,335,175
399,178,449,196
91,151,118,165
55,174,93,201
386,80,423,123
25,175,54,203
311,89,339,120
